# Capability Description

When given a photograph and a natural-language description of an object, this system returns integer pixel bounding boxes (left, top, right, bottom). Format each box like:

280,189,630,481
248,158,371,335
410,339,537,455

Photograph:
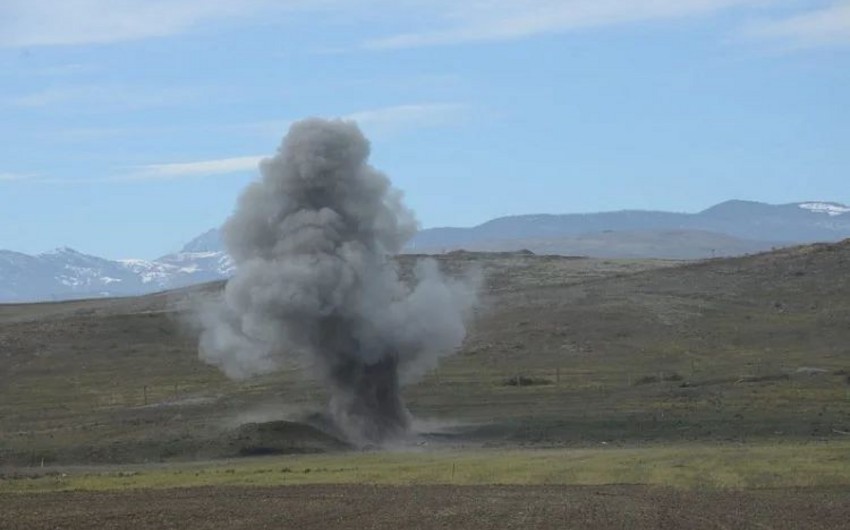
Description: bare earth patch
2,484,849,530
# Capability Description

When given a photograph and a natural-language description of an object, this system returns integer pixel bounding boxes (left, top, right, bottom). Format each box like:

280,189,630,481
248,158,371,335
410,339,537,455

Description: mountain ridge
2,200,848,302
410,200,850,250
0,246,233,303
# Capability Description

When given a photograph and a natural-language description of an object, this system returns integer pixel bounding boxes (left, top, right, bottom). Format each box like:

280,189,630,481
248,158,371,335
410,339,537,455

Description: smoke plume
197,118,476,445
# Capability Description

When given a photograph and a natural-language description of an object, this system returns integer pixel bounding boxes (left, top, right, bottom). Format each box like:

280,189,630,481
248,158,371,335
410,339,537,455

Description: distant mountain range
0,244,233,303
2,200,849,302
408,200,850,251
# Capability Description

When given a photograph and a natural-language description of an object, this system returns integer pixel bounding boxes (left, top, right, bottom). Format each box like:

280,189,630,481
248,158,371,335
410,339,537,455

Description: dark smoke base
328,353,410,444
313,312,412,445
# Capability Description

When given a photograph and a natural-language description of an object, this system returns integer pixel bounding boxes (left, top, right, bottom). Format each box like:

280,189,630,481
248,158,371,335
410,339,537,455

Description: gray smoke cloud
197,118,477,445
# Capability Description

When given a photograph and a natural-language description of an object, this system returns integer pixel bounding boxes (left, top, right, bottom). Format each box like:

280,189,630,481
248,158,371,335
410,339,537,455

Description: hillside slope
1,241,849,464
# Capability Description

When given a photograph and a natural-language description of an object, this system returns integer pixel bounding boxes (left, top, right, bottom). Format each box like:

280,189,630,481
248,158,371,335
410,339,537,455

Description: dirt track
2,484,849,529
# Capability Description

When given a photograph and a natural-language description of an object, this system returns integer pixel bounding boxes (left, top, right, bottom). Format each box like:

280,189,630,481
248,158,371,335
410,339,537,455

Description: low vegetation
2,242,850,488
4,442,850,493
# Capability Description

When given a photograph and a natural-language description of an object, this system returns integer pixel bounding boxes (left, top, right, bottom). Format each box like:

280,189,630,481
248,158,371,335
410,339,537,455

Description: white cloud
127,155,265,180
4,0,845,52
0,0,798,52
7,84,208,110
29,63,97,76
744,2,850,48
45,126,147,142
0,172,34,181
97,103,465,181
229,102,466,139
344,102,467,135
363,0,772,49
0,0,282,48
9,86,91,107
26,156,264,184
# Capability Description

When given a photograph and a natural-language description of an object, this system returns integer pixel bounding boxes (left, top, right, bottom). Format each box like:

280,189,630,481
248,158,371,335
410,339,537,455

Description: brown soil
2,484,849,529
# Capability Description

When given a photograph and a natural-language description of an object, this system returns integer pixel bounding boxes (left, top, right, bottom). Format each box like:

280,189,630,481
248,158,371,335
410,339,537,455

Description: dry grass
4,442,850,493
2,244,850,466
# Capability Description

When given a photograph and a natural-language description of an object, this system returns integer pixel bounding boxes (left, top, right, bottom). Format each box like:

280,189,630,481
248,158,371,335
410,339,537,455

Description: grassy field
4,441,850,493
1,244,849,465
3,244,850,528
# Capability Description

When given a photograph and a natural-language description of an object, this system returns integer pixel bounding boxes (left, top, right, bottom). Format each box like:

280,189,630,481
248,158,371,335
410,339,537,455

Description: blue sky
1,0,848,259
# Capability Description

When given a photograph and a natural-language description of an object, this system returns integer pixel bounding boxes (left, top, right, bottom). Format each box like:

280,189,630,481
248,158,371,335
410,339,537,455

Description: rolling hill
1,239,849,464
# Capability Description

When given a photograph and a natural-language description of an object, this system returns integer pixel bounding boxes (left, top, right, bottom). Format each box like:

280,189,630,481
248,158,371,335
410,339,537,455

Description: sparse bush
634,372,683,385
738,374,790,384
501,375,551,387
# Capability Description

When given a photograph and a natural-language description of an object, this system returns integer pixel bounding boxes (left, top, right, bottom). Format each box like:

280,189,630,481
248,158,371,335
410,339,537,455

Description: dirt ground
2,484,849,530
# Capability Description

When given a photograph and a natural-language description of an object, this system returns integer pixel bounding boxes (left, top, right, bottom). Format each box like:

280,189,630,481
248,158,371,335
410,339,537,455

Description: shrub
502,375,552,387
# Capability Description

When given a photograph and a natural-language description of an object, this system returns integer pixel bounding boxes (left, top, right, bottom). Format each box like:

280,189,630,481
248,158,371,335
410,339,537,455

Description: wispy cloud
121,103,465,179
234,102,467,140
34,102,467,183
0,172,35,181
32,155,265,184
744,2,850,48
363,0,772,49
9,86,91,107
345,102,467,135
6,84,209,111
4,0,846,53
29,63,97,76
45,126,149,142
0,0,283,48
124,155,266,181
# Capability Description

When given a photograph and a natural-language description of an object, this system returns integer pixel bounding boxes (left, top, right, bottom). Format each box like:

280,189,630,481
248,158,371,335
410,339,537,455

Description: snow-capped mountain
118,251,234,291
797,202,850,217
0,247,144,302
0,236,233,303
2,200,849,303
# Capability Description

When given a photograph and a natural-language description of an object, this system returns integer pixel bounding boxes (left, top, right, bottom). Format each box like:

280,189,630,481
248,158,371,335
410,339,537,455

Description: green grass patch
4,442,850,493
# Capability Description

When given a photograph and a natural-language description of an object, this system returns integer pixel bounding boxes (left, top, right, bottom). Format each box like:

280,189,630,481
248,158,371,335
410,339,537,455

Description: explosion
197,118,476,445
